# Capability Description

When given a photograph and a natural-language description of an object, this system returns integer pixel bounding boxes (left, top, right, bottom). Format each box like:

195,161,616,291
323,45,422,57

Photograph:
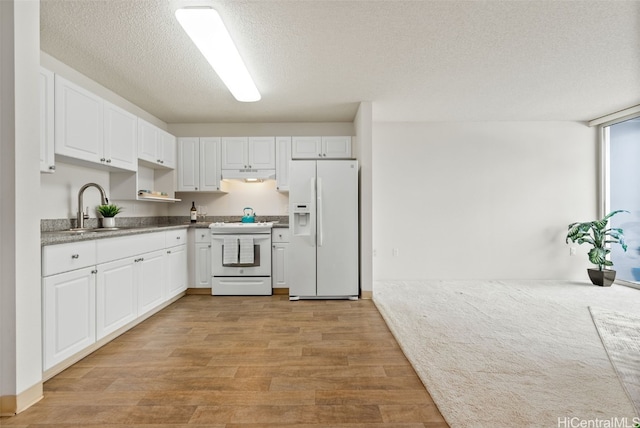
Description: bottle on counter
190,201,197,223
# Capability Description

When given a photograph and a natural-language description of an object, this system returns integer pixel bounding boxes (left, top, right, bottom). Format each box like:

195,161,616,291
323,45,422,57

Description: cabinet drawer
42,240,97,276
166,229,187,247
97,232,165,264
195,229,211,243
272,228,290,243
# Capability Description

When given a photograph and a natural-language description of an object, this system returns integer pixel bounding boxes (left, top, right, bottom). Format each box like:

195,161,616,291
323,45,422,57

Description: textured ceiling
40,0,640,124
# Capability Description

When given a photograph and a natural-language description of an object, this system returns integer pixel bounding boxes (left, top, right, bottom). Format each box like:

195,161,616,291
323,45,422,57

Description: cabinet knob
100,158,106,162
167,250,171,254
157,159,162,163
71,254,79,259
195,187,198,190
176,236,181,240
208,244,211,248
106,159,112,163
91,269,97,274
48,165,56,170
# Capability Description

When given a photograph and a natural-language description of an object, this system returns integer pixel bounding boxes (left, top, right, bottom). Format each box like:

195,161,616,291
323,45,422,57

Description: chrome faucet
76,183,109,229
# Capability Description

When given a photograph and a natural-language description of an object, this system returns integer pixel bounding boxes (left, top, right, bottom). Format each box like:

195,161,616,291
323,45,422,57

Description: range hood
222,168,276,182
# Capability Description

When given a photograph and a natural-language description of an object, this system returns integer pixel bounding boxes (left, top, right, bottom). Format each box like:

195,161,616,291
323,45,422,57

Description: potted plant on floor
97,204,122,228
566,210,628,286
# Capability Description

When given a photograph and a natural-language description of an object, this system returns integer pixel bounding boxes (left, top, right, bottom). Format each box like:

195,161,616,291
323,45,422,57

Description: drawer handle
167,250,171,254
71,254,79,259
176,236,181,240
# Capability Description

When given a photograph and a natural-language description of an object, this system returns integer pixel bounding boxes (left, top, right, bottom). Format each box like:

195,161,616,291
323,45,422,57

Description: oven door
211,233,271,277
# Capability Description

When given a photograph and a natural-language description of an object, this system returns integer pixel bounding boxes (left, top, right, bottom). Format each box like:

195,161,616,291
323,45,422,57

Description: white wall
40,162,168,220
172,180,289,218
372,121,597,281
1,0,43,412
354,102,373,293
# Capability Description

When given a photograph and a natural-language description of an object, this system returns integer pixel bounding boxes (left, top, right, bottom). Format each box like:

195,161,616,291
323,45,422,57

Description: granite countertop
41,224,190,246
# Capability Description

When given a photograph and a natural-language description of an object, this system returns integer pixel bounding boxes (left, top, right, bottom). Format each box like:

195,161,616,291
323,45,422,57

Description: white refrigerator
289,160,359,299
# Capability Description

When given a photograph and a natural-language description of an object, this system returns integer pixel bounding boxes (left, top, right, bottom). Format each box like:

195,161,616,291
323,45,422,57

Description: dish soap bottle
190,201,197,223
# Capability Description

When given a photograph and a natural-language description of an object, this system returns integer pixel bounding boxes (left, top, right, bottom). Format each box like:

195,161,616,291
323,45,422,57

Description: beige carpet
590,306,640,417
373,280,640,428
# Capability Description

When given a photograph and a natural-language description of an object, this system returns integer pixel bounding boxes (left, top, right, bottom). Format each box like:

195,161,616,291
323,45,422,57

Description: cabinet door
272,242,289,289
104,101,137,171
248,137,275,169
96,258,137,340
221,137,248,169
177,137,200,191
137,118,158,163
137,250,166,315
160,130,176,169
166,245,187,298
291,136,321,159
275,137,291,191
39,68,55,173
43,267,96,370
200,137,222,191
195,242,212,288
54,75,103,163
322,136,352,159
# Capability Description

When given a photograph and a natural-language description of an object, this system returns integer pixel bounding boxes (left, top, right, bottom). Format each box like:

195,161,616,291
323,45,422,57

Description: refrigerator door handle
317,177,323,247
311,176,317,246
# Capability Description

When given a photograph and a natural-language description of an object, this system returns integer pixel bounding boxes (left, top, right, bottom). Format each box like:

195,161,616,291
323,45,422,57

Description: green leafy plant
566,210,628,271
97,204,122,218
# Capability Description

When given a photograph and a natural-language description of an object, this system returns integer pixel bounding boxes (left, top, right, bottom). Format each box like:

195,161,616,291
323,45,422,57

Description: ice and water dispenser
292,203,311,236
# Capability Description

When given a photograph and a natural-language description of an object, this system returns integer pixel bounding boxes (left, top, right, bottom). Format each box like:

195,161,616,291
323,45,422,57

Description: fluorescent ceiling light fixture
175,7,261,102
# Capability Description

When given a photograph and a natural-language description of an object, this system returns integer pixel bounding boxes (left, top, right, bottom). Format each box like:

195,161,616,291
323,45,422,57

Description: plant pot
587,268,616,287
101,217,115,228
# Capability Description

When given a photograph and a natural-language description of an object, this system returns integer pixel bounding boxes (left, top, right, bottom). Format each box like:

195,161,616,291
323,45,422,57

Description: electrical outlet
392,248,399,257
570,247,577,256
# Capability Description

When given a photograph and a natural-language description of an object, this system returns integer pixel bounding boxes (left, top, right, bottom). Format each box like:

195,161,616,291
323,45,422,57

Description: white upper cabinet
248,137,276,169
40,68,55,173
103,101,137,171
177,137,226,192
55,75,104,164
321,136,352,158
137,118,175,169
221,137,275,169
221,137,248,169
54,75,137,171
291,136,352,159
275,136,291,192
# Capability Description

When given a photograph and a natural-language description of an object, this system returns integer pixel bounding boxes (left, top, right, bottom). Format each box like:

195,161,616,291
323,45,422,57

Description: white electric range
209,222,273,295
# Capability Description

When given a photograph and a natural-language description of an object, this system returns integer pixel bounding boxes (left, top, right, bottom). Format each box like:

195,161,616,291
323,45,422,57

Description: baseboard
273,288,289,295
361,290,372,299
186,287,212,295
0,381,43,416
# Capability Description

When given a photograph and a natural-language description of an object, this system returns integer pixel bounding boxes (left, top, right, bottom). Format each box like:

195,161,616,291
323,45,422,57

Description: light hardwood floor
2,295,448,427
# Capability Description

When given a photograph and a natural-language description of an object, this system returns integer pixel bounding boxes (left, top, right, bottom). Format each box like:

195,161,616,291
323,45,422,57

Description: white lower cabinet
96,257,137,340
43,266,96,371
42,228,189,373
166,243,187,299
137,250,166,315
272,228,290,289
191,229,212,288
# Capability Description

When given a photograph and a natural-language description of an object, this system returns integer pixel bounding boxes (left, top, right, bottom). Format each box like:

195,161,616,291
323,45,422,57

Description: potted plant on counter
97,204,122,228
566,210,628,286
